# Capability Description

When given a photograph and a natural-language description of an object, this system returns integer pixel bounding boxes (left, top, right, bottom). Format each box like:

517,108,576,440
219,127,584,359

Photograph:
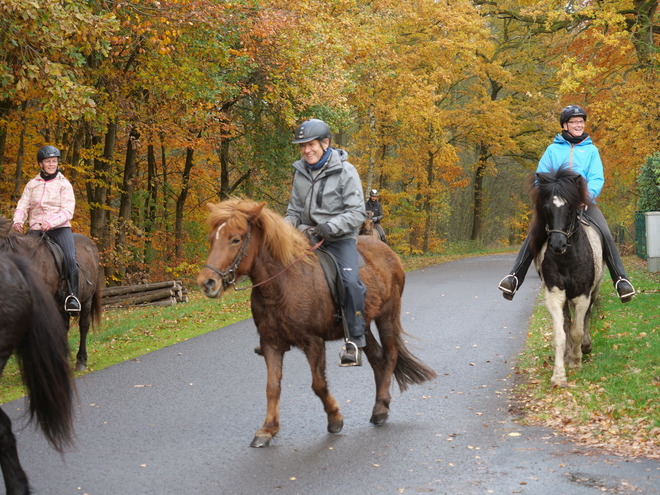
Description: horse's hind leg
567,296,590,371
251,345,285,448
364,321,397,425
304,342,343,434
0,407,30,495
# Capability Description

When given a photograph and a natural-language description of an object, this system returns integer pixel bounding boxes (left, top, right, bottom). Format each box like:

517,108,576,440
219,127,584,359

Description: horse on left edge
0,216,102,371
0,253,75,495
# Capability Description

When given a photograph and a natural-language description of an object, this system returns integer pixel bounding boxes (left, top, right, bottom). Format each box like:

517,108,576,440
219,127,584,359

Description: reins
203,223,325,292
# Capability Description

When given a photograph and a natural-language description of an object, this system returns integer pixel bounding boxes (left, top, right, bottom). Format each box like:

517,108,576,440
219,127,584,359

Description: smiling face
562,117,585,138
40,157,59,175
299,138,329,165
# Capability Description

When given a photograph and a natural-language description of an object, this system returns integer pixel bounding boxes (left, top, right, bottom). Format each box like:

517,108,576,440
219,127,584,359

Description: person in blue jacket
498,105,635,302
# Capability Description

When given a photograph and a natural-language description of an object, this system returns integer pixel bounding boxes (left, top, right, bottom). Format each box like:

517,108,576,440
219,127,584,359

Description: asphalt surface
6,254,659,494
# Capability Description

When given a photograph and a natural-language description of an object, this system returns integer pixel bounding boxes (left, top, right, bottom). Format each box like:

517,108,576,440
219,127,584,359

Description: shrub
637,153,660,211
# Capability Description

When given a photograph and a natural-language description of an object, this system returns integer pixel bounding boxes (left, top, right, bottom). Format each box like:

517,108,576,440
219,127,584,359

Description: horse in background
360,211,383,241
529,166,605,388
0,216,102,371
197,199,436,448
0,253,75,494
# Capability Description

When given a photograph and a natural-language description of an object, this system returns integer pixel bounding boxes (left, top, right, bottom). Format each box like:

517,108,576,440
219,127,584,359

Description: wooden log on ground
102,288,176,307
102,280,182,298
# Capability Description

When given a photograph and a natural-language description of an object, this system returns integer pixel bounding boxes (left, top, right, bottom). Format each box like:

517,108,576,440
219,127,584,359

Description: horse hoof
250,435,271,448
370,412,388,425
328,419,344,434
582,345,592,355
75,362,87,372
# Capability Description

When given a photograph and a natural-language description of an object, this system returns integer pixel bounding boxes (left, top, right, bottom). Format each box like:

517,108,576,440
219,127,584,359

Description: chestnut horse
0,216,102,370
197,199,436,448
529,167,605,387
0,253,74,494
359,211,381,240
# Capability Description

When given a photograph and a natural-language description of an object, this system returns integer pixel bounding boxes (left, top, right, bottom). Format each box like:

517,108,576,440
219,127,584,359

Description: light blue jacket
537,134,604,200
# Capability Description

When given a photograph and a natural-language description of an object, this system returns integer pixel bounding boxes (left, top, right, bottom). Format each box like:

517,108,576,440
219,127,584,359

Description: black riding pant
322,238,367,347
45,227,78,293
509,205,628,288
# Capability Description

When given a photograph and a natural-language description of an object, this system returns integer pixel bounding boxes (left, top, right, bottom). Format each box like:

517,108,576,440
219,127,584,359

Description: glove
315,223,333,238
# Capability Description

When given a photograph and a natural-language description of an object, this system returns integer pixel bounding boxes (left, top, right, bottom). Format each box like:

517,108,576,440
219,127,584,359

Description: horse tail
13,256,74,452
392,323,437,392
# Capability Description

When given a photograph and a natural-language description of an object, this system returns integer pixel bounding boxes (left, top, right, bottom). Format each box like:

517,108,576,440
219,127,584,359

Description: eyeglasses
567,120,585,125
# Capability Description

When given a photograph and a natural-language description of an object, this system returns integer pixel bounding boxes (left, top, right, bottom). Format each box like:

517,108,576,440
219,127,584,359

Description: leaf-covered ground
514,256,660,460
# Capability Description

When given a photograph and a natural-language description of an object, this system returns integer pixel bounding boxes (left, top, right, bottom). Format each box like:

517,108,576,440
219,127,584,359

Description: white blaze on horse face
552,195,566,208
214,222,226,241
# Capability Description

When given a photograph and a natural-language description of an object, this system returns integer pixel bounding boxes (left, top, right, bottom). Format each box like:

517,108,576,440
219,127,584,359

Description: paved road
6,254,659,494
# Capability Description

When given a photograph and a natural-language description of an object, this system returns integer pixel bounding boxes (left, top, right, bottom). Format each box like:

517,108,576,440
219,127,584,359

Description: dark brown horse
197,198,437,448
0,216,102,371
0,253,74,494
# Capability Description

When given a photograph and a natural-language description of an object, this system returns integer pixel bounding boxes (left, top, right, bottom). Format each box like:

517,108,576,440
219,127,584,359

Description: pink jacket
13,172,75,230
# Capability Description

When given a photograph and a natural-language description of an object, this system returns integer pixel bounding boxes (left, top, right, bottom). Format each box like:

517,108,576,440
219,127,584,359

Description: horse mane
206,198,313,265
0,215,12,240
528,165,590,255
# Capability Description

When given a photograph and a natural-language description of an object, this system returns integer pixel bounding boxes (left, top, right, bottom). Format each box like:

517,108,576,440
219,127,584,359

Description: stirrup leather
339,341,362,367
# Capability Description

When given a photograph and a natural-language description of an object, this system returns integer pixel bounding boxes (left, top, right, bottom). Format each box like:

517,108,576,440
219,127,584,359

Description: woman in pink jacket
12,145,80,313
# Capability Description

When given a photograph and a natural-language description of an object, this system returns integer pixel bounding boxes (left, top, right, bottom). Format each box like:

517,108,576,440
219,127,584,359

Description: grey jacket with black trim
285,148,366,241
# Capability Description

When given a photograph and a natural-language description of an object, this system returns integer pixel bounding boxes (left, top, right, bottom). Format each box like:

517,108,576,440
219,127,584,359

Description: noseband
545,208,583,240
203,224,252,287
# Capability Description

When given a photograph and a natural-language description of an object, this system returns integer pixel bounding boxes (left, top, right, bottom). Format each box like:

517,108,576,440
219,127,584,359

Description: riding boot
498,235,534,300
65,269,81,313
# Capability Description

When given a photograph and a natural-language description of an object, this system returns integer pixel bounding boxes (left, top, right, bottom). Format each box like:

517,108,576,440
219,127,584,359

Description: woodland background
1,0,658,285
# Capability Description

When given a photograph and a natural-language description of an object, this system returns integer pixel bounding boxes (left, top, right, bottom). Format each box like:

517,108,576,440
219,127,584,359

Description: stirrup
339,341,362,367
498,275,519,300
615,278,635,302
64,294,81,313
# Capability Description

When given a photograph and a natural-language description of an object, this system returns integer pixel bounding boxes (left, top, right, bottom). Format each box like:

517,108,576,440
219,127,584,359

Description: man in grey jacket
285,119,367,366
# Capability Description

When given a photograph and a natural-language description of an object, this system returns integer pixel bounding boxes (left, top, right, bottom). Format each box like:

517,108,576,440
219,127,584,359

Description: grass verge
514,256,660,459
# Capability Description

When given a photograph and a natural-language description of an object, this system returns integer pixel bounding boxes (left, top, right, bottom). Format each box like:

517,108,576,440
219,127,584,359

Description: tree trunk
144,143,158,260
470,143,490,241
11,103,28,203
117,126,140,247
423,150,435,253
89,122,117,244
365,105,377,193
175,146,194,258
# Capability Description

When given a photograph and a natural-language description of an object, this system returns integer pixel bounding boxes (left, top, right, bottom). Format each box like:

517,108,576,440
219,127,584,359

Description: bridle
202,223,324,291
545,207,584,241
203,224,252,288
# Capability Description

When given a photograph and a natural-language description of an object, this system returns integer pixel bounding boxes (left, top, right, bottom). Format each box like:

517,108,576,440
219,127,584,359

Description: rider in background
285,119,368,366
12,145,81,313
365,189,387,243
498,105,635,303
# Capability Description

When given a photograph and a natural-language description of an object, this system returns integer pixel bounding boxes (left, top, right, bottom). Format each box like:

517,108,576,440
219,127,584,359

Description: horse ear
248,202,267,220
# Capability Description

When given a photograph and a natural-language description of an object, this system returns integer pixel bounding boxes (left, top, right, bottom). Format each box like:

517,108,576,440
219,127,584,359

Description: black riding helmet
37,145,60,162
292,119,331,144
559,105,587,126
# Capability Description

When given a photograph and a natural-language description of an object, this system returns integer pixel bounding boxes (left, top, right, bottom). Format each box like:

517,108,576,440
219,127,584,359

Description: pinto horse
197,199,437,448
0,253,74,494
0,216,102,371
529,166,605,388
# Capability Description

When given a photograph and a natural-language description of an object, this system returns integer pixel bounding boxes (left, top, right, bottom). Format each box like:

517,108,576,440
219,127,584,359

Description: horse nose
202,278,217,292
550,236,567,254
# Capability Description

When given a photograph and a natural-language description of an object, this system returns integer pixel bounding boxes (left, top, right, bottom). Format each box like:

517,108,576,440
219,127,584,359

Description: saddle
314,242,366,341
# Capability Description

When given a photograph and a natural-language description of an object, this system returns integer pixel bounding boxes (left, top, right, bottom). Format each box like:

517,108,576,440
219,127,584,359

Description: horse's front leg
545,288,568,387
303,341,343,434
251,344,285,448
567,296,590,371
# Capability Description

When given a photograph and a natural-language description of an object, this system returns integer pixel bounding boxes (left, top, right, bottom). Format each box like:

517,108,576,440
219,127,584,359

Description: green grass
516,256,660,458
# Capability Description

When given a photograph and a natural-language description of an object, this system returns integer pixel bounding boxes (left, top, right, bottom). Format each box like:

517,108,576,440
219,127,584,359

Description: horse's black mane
529,165,591,256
